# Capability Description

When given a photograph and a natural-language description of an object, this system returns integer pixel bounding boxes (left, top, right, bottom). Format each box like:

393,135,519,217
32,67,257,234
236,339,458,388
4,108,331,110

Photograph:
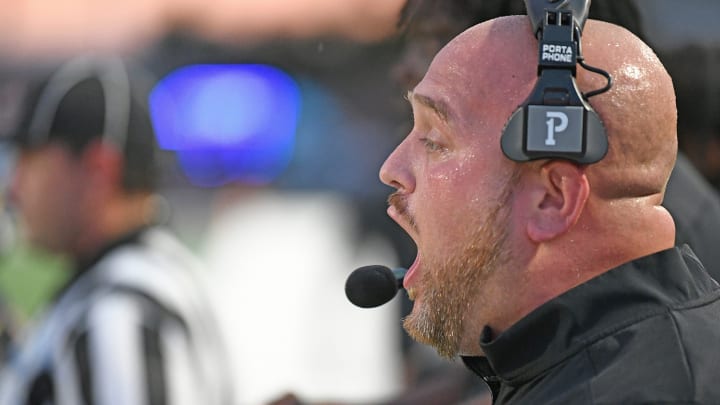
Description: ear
525,160,589,243
80,139,123,193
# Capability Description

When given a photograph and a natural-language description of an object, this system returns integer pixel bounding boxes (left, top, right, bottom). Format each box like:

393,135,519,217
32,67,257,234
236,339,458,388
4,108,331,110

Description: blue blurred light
149,64,301,186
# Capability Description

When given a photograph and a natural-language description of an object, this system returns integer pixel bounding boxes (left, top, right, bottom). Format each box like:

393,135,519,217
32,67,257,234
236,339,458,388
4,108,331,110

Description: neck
72,192,156,263
468,195,675,349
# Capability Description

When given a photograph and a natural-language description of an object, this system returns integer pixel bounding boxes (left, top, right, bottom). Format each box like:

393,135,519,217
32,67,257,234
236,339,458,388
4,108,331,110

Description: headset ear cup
501,107,529,162
583,110,609,163
501,105,607,164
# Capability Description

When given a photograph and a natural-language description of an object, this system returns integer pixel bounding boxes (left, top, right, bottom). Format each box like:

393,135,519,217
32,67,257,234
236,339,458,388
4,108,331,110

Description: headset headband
500,0,612,164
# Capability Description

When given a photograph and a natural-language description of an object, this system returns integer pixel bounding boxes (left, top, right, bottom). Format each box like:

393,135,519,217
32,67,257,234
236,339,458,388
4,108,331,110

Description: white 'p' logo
545,111,569,146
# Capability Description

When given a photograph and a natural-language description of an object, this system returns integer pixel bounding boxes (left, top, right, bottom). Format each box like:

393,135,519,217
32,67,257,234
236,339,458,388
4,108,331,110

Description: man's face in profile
380,34,521,357
9,142,85,254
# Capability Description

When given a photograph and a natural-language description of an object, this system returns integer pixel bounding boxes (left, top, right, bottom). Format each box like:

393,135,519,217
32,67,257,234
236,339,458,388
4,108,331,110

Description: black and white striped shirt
0,227,234,405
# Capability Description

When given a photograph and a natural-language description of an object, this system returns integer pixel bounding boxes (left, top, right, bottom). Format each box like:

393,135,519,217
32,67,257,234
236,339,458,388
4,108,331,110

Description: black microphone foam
345,265,406,308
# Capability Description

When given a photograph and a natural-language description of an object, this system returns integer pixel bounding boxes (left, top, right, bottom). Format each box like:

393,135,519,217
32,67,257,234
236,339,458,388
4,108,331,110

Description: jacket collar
463,246,718,387
52,226,150,302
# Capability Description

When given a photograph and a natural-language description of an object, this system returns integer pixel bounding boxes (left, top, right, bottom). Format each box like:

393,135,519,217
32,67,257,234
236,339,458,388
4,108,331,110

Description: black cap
0,55,158,191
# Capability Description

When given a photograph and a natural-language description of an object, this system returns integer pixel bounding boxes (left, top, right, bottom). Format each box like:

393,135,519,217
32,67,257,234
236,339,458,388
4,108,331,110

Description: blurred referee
0,55,234,405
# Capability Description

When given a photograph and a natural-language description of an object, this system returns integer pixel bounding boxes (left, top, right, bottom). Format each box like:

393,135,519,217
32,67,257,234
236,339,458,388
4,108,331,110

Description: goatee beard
402,184,514,359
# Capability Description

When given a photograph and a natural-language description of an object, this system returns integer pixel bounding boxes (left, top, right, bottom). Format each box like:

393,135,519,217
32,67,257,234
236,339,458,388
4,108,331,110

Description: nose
379,138,415,194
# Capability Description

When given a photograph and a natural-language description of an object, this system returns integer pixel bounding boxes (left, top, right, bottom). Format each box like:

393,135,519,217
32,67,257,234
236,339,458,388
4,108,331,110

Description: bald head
380,14,679,349
381,14,679,348
426,15,677,200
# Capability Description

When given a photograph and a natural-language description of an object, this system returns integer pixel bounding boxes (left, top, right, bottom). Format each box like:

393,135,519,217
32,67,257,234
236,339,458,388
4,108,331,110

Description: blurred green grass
0,245,69,324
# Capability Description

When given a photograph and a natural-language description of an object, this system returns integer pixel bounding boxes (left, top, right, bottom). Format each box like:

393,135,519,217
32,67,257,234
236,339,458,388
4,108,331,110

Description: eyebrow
407,90,453,124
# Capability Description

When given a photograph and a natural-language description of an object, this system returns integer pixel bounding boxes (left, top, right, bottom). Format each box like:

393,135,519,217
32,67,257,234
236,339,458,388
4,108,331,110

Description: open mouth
403,254,421,295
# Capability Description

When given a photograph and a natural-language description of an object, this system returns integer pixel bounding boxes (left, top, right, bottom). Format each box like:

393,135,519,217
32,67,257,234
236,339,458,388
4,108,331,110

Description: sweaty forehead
414,16,538,138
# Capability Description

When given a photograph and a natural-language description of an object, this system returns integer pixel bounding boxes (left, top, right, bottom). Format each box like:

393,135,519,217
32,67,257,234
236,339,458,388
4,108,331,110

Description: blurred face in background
9,142,86,255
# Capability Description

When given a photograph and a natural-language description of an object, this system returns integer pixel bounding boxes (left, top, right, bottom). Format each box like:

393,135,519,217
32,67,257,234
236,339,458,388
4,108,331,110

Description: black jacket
665,153,720,279
463,246,720,404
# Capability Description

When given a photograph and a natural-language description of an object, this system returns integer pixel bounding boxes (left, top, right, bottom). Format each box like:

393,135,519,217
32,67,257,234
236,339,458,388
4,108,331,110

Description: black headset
501,0,612,164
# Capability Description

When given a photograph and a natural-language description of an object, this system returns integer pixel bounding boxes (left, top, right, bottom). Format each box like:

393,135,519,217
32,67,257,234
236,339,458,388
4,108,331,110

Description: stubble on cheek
400,169,520,359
